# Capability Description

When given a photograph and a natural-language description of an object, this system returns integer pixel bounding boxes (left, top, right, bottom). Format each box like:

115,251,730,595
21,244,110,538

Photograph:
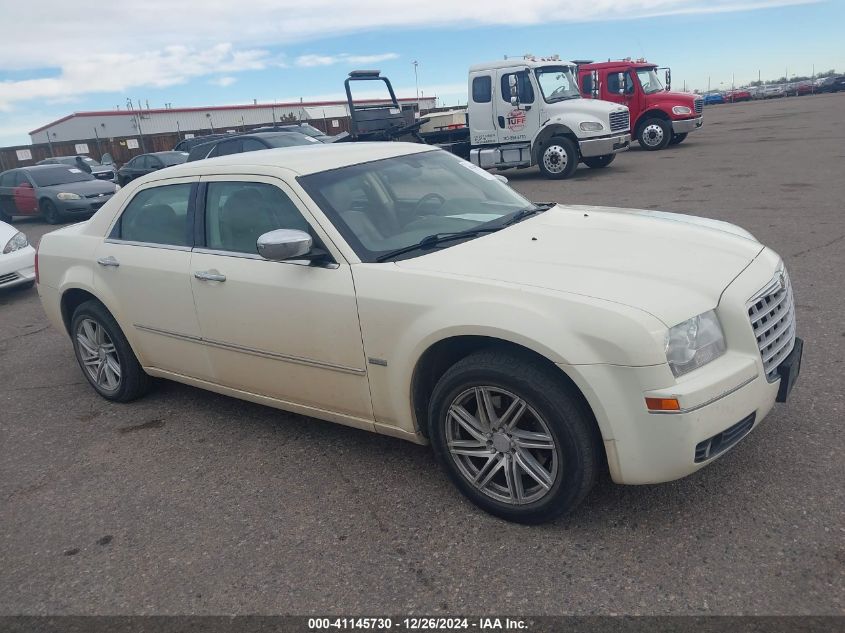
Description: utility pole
93,127,102,157
413,60,420,114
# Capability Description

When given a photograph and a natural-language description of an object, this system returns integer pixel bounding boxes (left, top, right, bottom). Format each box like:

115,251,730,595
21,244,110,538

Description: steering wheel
414,193,447,215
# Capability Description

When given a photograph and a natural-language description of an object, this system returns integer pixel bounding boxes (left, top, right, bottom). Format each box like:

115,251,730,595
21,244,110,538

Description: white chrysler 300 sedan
36,143,802,523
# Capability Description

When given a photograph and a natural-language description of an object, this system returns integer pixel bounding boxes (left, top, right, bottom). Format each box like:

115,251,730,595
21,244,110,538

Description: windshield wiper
502,202,554,226
375,227,504,262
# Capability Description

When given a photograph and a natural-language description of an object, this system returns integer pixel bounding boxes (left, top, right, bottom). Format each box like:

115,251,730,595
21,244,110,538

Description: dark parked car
0,165,119,224
37,155,117,182
117,151,188,186
246,123,332,142
173,133,230,153
186,131,321,162
816,75,845,93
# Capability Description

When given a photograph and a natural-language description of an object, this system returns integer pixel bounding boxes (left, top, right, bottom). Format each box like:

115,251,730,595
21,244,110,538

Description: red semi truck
577,59,703,150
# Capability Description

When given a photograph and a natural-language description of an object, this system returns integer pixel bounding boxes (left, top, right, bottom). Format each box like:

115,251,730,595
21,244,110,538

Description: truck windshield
299,150,534,262
535,66,580,102
636,68,664,94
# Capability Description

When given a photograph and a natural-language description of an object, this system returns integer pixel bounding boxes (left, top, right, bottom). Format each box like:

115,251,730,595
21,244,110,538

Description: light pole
413,60,420,113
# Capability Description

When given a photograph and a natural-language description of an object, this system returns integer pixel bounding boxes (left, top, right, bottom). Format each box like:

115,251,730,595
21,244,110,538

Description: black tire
428,349,601,524
637,117,672,151
14,281,35,291
582,154,616,169
70,300,152,402
41,199,62,225
537,136,579,180
669,132,688,146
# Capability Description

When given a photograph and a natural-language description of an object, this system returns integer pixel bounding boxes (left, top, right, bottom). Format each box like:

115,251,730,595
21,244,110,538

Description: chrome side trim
192,247,264,260
367,357,388,367
648,375,758,415
105,238,192,252
133,324,366,375
192,247,339,268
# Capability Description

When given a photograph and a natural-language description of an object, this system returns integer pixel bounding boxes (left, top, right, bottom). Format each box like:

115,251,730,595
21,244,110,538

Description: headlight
664,310,726,377
57,192,82,201
579,121,604,131
672,105,692,115
2,231,28,254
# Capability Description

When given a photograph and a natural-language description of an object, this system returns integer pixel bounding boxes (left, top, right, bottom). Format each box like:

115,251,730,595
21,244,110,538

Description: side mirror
510,96,519,106
493,174,508,184
665,69,672,91
591,70,600,98
257,229,313,261
617,73,626,95
508,75,519,106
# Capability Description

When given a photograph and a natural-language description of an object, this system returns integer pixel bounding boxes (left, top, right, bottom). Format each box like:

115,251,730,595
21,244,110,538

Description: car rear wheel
538,136,579,180
71,300,152,402
637,118,672,151
669,132,688,146
428,350,601,523
41,199,61,224
582,154,616,169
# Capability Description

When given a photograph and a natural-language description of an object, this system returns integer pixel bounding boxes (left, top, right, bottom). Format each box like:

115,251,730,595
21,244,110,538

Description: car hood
646,91,700,107
396,204,764,327
41,180,116,196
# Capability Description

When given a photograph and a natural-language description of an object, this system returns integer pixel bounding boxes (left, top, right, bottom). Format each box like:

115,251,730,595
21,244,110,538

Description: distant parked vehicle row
815,75,845,93
0,165,119,224
117,152,189,186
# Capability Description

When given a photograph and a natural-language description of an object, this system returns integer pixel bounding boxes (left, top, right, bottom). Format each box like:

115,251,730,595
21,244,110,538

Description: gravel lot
1,93,843,616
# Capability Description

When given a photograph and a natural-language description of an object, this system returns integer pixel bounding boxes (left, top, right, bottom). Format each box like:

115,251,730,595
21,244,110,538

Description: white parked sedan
36,143,802,523
0,221,36,290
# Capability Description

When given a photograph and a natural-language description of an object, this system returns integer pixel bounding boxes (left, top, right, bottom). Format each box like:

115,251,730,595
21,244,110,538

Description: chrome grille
747,268,796,381
694,98,703,114
609,110,630,132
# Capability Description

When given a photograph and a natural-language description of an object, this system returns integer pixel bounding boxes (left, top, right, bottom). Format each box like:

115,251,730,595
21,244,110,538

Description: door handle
194,270,226,282
96,256,120,267
498,116,505,128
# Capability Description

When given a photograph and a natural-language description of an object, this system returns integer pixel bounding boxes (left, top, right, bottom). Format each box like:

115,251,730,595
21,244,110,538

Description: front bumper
0,245,36,289
579,132,631,157
672,116,704,134
57,195,113,216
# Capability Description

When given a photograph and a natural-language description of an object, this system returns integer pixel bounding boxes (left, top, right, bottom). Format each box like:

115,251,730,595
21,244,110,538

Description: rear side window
472,76,492,103
204,182,310,254
211,140,241,157
242,139,268,152
581,74,593,95
116,183,193,246
0,171,16,187
500,72,534,104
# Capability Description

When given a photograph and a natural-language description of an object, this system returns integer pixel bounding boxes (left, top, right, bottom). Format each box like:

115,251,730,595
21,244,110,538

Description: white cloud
295,53,400,67
210,76,238,87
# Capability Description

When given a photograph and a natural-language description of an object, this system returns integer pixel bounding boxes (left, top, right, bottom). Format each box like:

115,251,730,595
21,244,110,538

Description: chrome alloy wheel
542,144,569,174
75,318,122,391
642,123,665,147
445,387,559,505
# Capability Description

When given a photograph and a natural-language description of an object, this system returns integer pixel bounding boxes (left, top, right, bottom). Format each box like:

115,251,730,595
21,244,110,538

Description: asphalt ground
1,93,843,616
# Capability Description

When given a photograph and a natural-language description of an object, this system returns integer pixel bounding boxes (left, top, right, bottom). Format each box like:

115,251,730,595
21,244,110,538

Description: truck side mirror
665,69,672,91
510,96,519,106
508,75,519,106
591,70,599,98
617,73,626,95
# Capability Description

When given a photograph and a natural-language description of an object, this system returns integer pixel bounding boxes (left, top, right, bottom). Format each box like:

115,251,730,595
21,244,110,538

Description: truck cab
466,56,631,179
577,59,703,150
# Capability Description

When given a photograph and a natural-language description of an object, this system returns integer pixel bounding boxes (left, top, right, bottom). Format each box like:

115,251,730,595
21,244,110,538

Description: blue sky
0,0,842,146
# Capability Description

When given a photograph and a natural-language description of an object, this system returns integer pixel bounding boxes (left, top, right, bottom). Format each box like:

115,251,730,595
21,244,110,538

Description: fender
531,121,578,163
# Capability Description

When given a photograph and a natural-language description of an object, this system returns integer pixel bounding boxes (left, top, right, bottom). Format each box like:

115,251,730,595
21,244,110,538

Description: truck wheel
637,118,671,151
582,154,616,169
538,136,579,180
428,349,601,524
669,133,688,146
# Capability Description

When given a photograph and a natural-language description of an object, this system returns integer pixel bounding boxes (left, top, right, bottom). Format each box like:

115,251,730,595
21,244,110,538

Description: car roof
149,142,436,177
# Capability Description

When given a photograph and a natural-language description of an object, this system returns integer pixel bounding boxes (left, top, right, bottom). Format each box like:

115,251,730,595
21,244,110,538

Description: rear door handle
194,270,226,282
96,256,120,267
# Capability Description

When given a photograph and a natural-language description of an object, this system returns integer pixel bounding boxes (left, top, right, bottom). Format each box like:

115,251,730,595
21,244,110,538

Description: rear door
0,170,17,216
94,177,213,380
467,72,497,145
13,171,38,215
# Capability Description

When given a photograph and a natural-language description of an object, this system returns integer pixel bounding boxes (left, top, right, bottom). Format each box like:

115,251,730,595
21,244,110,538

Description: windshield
300,150,533,262
266,134,321,147
296,125,325,138
535,66,580,102
636,68,664,94
29,166,95,187
158,152,189,166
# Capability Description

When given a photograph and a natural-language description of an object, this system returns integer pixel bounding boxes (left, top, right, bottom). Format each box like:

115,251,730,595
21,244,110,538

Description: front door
494,69,541,145
603,69,639,113
189,176,373,426
13,172,38,215
93,177,213,380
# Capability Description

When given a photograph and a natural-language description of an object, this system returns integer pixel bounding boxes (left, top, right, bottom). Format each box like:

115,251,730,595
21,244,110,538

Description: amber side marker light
645,397,681,411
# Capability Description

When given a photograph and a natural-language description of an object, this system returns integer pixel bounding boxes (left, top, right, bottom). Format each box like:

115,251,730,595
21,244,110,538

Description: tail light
34,240,39,285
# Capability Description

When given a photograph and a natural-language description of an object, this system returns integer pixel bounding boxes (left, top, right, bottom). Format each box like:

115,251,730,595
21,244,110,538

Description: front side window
300,150,532,262
205,182,310,255
472,76,492,103
500,72,535,104
117,183,192,246
607,71,636,95
212,140,241,157
535,66,580,102
636,68,664,94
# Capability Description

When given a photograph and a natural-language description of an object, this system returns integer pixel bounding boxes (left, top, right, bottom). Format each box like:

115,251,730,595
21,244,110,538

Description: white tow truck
341,56,632,180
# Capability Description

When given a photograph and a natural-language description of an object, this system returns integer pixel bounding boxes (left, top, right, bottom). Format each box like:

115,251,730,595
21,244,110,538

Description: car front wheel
429,350,601,523
41,199,61,224
71,300,152,402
